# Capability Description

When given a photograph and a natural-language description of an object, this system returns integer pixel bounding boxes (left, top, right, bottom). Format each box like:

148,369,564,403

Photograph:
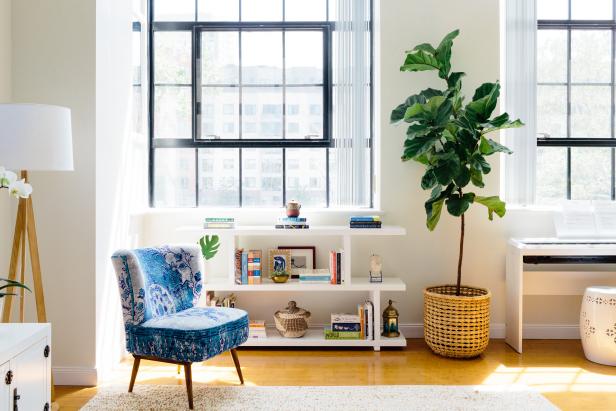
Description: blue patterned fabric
111,245,249,362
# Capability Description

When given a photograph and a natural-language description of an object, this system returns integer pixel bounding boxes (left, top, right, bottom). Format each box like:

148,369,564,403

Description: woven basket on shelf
273,301,311,338
423,285,491,358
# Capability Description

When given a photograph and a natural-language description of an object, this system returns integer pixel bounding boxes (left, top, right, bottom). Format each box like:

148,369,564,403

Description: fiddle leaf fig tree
391,30,524,296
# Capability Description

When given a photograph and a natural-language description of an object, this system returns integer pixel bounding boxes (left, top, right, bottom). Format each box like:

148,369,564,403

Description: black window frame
537,0,616,200
147,0,374,208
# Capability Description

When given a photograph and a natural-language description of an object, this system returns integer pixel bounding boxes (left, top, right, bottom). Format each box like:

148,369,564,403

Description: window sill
134,207,384,218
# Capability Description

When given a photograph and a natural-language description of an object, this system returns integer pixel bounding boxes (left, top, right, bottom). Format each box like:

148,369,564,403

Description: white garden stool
581,286,616,366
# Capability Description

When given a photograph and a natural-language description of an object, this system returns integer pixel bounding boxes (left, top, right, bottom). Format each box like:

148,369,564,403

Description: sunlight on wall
482,364,616,393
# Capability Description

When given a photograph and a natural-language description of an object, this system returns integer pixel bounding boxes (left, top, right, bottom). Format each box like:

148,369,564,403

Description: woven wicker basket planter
423,285,491,358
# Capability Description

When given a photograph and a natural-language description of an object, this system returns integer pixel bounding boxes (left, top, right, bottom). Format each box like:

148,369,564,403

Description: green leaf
432,152,460,185
426,198,445,231
475,195,506,220
391,89,444,124
411,43,436,54
404,103,428,122
402,135,438,160
447,71,465,90
446,192,475,216
471,154,491,174
390,103,408,123
479,136,513,155
400,50,441,72
482,119,525,135
199,235,220,261
470,168,484,188
465,82,500,123
434,98,453,126
454,166,471,188
421,169,438,190
0,278,31,293
435,30,459,79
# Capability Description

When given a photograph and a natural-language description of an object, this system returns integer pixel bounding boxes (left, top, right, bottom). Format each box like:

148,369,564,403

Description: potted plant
391,30,523,358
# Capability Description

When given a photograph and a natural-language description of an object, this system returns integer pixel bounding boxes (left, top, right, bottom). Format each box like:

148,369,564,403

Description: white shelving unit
178,225,407,351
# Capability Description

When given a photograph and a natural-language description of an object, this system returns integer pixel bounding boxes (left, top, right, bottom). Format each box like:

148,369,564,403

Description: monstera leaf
199,235,220,261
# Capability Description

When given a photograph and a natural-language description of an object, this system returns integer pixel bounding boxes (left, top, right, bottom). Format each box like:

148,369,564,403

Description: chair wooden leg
230,349,244,385
184,363,194,410
128,356,141,392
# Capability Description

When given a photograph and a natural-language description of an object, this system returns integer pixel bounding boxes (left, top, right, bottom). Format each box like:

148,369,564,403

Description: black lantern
382,300,400,338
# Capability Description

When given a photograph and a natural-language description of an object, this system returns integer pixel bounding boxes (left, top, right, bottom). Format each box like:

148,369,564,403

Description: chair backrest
111,245,204,327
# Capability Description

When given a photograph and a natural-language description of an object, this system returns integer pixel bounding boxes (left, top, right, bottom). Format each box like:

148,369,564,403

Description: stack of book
349,216,381,229
324,301,375,340
248,320,267,339
204,217,235,229
298,268,331,284
275,217,309,229
234,249,262,285
325,313,361,340
329,250,343,284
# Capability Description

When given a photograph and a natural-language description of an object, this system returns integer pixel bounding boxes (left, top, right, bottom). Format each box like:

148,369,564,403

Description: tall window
536,0,616,203
149,0,373,208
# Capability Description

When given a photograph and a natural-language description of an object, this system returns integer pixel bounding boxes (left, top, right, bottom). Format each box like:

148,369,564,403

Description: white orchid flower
0,167,17,188
8,179,33,199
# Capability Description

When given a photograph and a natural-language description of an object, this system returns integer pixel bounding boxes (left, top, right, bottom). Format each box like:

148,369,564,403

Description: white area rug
81,384,559,410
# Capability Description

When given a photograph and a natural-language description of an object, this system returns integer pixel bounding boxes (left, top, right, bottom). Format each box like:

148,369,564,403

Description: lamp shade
0,104,73,171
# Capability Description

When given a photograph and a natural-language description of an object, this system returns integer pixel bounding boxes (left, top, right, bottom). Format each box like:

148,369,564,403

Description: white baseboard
53,367,97,386
400,323,580,340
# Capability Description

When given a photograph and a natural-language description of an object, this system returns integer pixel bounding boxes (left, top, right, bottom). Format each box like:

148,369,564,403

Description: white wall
141,0,572,333
11,0,97,384
0,0,12,310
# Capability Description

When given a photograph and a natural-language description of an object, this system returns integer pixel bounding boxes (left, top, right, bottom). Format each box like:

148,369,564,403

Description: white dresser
0,323,51,411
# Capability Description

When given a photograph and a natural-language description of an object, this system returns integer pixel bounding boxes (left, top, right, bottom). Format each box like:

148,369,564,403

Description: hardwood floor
56,339,616,410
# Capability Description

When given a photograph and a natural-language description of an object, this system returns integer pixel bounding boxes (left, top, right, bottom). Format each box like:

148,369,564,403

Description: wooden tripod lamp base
1,171,46,324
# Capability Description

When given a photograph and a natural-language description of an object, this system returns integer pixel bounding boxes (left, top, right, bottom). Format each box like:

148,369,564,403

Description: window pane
286,87,323,139
201,87,239,139
201,31,239,84
242,87,283,138
154,32,191,84
571,30,611,84
286,31,323,84
154,149,196,207
242,31,283,84
241,0,282,21
571,86,611,138
536,147,567,204
286,148,326,207
537,30,567,83
285,0,326,21
198,0,239,21
537,0,568,19
571,0,612,19
132,86,143,134
154,0,195,21
154,86,192,139
242,148,283,206
198,148,239,206
571,148,612,200
537,85,567,138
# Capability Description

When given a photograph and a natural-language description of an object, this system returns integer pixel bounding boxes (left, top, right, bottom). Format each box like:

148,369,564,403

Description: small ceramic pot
580,286,616,366
286,200,301,217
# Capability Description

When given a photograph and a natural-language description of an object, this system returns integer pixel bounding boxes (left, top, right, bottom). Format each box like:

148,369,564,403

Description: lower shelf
242,328,406,348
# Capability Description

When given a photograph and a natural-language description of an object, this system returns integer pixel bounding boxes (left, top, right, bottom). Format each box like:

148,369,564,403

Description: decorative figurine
369,254,383,283
382,300,400,338
286,200,301,217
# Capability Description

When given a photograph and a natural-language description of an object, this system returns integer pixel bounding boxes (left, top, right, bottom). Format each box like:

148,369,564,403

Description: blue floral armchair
112,245,249,409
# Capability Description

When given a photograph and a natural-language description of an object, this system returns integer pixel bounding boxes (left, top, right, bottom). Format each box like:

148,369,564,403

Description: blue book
332,323,361,332
299,276,331,282
350,216,380,222
279,217,307,222
241,252,248,284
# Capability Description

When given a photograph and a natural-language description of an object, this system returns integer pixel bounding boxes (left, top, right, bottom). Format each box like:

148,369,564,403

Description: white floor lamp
0,104,73,324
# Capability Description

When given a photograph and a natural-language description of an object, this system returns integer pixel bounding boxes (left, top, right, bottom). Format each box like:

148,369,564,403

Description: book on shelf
331,301,374,341
278,217,307,222
275,224,310,229
204,217,235,229
298,269,332,283
364,300,375,340
331,313,360,323
332,323,361,332
350,216,381,222
249,320,267,339
349,221,382,229
235,249,262,285
329,250,343,284
324,327,361,340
